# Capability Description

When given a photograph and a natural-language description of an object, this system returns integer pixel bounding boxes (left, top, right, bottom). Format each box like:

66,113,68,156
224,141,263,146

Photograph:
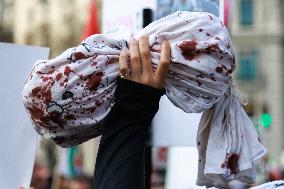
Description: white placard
152,96,201,147
102,0,156,35
0,43,49,189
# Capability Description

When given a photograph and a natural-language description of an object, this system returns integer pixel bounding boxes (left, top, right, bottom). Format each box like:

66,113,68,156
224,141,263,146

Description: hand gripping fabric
22,11,266,186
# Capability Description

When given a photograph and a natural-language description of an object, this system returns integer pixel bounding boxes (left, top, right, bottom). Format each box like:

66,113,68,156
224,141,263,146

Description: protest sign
0,43,49,189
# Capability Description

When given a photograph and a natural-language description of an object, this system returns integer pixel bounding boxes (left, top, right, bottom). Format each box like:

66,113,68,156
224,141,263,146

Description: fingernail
162,40,169,46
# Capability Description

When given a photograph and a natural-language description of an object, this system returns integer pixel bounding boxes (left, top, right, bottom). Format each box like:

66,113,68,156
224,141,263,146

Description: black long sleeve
93,78,165,189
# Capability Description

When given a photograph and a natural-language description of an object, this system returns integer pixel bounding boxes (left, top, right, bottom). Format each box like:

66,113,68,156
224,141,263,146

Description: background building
13,0,89,57
231,0,284,163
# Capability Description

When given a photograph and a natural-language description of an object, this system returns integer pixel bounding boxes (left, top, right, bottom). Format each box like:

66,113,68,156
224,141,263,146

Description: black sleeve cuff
110,78,165,124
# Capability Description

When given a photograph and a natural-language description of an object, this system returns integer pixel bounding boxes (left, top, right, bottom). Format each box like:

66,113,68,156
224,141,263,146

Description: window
240,0,253,26
236,50,258,80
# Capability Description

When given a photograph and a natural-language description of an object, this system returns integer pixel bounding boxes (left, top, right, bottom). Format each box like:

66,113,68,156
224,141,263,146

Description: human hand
119,36,171,89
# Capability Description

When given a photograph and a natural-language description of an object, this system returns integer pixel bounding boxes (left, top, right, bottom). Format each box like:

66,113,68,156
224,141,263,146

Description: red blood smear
46,111,65,128
95,100,102,107
227,69,233,74
31,84,52,103
206,44,221,53
36,69,55,75
41,86,52,103
74,52,88,60
91,61,98,66
64,114,76,120
64,66,72,77
228,154,239,174
56,73,62,81
86,72,103,91
32,87,41,96
88,107,96,113
179,40,198,61
27,105,53,129
215,66,223,73
27,105,44,123
179,41,223,61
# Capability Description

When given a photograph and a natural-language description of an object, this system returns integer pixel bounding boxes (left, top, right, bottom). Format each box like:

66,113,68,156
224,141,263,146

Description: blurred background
1,0,284,188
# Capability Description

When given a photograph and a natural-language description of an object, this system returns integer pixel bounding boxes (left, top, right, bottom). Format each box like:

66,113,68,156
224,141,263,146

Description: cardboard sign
0,43,49,189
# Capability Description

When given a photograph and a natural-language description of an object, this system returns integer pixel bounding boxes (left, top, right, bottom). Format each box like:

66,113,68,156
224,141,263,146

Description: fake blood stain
74,52,88,60
56,73,62,81
228,154,239,174
85,72,104,91
179,40,198,61
64,66,72,77
179,41,223,61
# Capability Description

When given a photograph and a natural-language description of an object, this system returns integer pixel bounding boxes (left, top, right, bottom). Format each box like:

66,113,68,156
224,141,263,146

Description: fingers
123,36,171,89
138,36,153,77
118,50,129,78
129,38,141,82
155,40,171,88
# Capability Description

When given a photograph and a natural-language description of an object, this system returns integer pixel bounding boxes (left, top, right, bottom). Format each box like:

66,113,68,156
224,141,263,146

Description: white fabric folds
22,11,266,187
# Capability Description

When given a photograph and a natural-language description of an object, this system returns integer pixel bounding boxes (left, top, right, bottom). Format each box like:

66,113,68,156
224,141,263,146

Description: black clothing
93,78,165,189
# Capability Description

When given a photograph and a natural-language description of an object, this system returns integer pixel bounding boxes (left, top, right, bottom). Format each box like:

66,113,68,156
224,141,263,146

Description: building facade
13,0,89,57
231,0,284,162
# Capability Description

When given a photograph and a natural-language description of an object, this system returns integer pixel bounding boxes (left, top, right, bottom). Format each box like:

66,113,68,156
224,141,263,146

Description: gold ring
119,73,128,79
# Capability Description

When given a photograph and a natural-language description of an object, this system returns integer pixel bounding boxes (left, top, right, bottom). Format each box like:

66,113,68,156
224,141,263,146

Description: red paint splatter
36,69,55,75
179,40,198,61
228,154,239,174
46,111,65,128
55,73,62,81
206,44,221,53
227,69,233,74
215,66,223,73
31,83,52,103
91,61,98,66
85,72,104,91
27,105,54,129
64,66,72,77
88,107,96,113
32,87,41,96
95,100,103,107
64,114,76,120
74,52,88,60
